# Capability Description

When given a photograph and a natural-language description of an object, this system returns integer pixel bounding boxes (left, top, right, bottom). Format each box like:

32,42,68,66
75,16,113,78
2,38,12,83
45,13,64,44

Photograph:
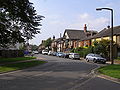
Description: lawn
98,64,120,79
0,57,36,63
0,60,46,73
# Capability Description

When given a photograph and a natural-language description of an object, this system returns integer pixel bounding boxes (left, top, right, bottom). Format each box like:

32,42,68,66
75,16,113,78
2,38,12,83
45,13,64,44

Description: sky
29,0,120,45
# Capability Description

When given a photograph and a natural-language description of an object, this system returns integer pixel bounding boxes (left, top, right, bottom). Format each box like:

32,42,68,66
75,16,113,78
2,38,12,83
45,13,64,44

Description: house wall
73,40,79,48
79,41,84,47
65,32,69,39
117,36,120,46
68,40,73,48
79,40,91,47
95,38,102,41
91,36,117,45
83,40,91,47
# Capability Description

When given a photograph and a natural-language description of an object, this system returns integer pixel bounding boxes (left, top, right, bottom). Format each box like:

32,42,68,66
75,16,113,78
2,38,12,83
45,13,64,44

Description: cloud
68,13,109,31
79,13,89,20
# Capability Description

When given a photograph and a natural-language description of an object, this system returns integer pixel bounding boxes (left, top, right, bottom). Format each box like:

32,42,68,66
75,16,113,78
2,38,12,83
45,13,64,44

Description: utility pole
96,8,114,64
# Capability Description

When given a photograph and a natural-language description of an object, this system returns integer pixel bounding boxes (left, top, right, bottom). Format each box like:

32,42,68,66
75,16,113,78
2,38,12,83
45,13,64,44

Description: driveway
0,54,120,90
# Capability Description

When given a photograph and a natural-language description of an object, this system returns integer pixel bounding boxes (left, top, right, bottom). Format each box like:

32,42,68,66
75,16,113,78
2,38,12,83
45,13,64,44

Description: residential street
0,54,120,90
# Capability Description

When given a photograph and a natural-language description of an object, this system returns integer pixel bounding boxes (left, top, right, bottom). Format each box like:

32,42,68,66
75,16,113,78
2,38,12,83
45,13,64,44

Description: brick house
63,24,97,52
51,37,64,52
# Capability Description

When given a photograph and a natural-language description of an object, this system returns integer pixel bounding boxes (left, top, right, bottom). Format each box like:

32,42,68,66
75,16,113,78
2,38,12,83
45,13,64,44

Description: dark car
62,53,70,58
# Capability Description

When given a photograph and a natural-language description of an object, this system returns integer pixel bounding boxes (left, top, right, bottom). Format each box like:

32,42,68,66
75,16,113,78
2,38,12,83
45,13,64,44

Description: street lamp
96,7,114,64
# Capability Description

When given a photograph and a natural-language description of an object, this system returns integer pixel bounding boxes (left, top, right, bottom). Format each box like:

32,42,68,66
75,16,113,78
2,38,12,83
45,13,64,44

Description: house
51,37,64,52
63,24,97,52
38,40,46,51
91,26,120,44
89,26,120,57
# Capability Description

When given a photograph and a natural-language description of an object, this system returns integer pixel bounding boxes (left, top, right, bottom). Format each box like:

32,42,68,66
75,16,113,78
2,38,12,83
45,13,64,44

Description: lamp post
96,8,114,64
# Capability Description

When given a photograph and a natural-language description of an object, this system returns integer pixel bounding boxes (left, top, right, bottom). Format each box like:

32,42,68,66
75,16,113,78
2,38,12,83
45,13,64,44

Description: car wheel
86,58,89,62
102,62,106,64
93,59,97,63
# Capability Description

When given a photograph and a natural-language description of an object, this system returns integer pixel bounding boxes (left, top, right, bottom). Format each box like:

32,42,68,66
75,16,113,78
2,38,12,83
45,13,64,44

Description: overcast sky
29,0,120,45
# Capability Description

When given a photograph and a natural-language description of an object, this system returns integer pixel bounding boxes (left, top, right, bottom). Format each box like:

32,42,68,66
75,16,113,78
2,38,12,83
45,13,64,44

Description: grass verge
98,64,120,79
0,57,36,63
0,60,46,73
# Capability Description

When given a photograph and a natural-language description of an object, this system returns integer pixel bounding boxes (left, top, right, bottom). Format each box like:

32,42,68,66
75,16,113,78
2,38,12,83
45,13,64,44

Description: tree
30,44,39,51
93,39,111,58
0,0,44,47
43,38,52,50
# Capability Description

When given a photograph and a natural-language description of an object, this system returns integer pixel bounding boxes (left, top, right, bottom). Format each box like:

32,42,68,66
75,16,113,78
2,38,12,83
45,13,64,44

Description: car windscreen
94,55,101,57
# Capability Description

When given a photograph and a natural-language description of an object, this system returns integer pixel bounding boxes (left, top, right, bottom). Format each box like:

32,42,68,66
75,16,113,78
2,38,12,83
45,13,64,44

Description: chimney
53,35,55,40
42,40,45,43
107,25,110,29
84,24,87,33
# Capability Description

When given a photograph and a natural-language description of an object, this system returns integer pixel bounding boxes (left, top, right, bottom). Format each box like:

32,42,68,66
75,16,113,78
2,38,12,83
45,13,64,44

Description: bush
71,46,93,58
117,57,120,60
0,50,24,58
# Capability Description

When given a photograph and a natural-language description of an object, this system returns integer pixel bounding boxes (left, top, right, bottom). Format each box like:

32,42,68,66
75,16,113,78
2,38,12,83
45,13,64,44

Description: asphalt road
0,54,120,90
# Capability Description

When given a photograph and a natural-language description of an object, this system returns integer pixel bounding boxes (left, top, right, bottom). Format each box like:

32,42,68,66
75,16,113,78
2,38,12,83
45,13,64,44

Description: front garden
0,57,46,73
98,64,120,79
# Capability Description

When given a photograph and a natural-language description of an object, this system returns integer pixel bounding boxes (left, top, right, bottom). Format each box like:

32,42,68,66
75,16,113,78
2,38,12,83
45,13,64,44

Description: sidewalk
106,60,120,64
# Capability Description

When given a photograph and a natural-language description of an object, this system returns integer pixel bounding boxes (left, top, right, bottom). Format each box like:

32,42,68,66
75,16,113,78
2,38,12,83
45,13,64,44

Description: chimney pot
84,24,87,33
107,25,110,29
53,35,55,40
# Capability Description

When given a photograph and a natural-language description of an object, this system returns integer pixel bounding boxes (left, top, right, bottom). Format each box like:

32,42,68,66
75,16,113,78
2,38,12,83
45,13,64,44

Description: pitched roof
54,37,63,42
92,26,120,39
63,29,86,40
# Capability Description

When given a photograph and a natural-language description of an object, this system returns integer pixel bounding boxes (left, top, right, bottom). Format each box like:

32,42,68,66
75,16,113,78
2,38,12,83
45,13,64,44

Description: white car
32,51,39,54
69,53,80,60
42,50,48,55
85,53,106,64
48,51,53,55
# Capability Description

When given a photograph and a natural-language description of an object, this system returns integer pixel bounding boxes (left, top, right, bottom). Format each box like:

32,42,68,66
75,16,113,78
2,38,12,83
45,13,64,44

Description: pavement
106,60,120,64
0,54,120,90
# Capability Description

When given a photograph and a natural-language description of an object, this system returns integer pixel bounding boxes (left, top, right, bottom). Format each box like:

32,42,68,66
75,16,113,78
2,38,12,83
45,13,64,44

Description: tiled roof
80,26,120,41
63,29,86,40
63,29,97,40
53,37,63,42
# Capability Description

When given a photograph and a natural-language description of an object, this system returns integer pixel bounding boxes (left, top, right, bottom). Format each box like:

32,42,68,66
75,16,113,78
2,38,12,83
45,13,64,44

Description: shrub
71,46,93,58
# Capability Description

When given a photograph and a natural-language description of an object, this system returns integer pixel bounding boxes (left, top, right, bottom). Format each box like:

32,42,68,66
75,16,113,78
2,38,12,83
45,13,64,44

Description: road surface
0,54,120,90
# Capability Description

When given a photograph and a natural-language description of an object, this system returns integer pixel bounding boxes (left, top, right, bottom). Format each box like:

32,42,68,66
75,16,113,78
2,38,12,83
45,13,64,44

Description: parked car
85,53,106,64
56,52,64,57
32,51,39,54
42,50,48,55
48,51,53,55
62,53,70,58
53,52,57,56
69,53,80,60
38,50,42,54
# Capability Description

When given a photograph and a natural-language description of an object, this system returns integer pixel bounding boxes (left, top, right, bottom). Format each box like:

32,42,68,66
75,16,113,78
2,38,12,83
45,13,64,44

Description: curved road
0,54,120,90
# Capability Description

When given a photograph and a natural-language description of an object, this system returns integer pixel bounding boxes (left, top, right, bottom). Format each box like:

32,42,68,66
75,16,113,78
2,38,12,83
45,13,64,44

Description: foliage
71,39,111,58
93,39,110,58
43,38,52,49
0,0,44,47
116,57,120,60
72,46,93,58
30,44,39,51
